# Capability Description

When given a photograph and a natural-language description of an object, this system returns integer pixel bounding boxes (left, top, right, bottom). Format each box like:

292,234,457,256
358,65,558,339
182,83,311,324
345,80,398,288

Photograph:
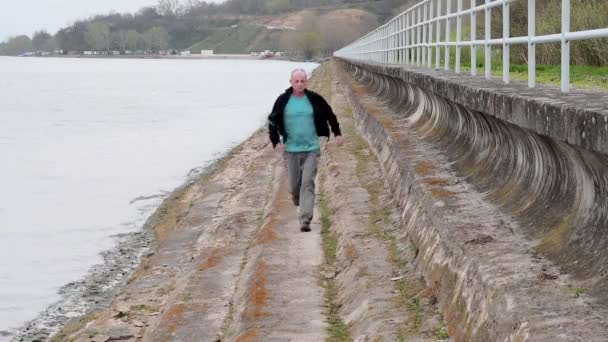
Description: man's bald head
290,68,308,95
290,68,307,80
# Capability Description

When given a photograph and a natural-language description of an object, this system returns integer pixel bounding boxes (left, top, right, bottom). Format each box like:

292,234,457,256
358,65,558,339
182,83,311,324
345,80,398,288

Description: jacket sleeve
318,94,342,137
268,97,282,148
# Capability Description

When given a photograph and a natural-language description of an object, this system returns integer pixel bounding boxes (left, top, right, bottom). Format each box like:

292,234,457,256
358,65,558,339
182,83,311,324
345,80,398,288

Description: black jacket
268,87,341,148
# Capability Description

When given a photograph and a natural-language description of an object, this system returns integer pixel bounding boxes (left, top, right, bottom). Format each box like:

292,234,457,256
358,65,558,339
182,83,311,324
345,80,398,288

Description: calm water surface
0,57,317,337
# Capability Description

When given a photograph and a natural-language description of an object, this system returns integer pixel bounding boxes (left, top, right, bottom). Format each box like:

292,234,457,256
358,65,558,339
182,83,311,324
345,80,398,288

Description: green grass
420,16,608,91
188,24,262,53
435,325,450,339
320,194,337,265
570,286,587,298
324,278,352,342
431,42,608,90
319,192,352,341
460,63,608,91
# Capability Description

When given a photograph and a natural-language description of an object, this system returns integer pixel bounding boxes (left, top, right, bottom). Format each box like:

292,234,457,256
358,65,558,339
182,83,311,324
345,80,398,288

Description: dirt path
51,62,446,342
222,164,328,342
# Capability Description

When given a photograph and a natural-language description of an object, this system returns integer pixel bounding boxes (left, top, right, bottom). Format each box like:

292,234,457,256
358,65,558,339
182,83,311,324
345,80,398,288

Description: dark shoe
300,223,311,232
292,195,299,207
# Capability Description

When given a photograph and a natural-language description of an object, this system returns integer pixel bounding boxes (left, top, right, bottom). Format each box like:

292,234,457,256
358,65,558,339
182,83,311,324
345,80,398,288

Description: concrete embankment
337,58,608,340
48,58,608,342
51,62,446,342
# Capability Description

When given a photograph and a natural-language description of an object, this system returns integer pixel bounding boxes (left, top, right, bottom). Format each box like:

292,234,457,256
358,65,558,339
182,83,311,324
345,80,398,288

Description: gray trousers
284,150,320,225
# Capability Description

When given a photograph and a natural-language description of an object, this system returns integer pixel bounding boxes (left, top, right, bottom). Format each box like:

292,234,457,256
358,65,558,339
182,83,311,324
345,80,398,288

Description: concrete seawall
340,60,608,155
37,59,608,341
336,58,608,340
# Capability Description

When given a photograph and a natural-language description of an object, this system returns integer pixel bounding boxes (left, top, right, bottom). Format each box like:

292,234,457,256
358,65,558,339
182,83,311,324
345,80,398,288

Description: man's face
290,71,307,93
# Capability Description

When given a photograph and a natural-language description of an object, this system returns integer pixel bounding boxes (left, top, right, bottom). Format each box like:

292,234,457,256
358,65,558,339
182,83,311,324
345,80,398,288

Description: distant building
84,51,93,55
200,50,214,56
180,50,191,56
264,25,295,31
260,50,274,58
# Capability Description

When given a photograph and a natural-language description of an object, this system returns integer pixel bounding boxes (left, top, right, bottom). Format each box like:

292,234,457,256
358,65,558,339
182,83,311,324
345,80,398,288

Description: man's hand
335,135,344,146
274,143,285,155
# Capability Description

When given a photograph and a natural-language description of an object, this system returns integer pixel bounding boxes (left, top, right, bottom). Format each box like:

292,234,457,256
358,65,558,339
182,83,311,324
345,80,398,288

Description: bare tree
126,30,141,51
85,22,111,51
157,0,184,16
296,31,320,60
144,26,170,51
113,30,128,52
32,30,52,51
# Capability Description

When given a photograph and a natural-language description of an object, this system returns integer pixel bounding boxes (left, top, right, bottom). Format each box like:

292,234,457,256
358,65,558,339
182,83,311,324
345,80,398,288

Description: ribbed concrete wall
341,60,608,156
336,58,608,340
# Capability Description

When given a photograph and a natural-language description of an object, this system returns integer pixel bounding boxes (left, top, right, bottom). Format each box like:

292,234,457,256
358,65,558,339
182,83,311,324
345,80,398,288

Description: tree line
0,0,412,57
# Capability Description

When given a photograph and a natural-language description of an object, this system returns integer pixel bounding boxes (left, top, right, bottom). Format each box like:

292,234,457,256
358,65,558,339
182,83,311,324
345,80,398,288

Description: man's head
290,68,307,94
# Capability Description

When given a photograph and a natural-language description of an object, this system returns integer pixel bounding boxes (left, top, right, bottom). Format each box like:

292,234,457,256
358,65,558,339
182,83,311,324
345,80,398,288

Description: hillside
183,8,378,57
0,0,402,58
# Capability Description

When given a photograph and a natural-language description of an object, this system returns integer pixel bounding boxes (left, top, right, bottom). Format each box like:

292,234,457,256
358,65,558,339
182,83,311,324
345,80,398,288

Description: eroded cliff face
337,58,608,340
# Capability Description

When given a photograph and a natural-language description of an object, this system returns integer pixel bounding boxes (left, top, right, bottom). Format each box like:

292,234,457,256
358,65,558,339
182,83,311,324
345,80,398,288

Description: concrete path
52,62,446,342
224,165,328,342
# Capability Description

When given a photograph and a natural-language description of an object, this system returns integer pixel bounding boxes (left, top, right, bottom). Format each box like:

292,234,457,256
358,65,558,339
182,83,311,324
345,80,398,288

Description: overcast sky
0,0,220,42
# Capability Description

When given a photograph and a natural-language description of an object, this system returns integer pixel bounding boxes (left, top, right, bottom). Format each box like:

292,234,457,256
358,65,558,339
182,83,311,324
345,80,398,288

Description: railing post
399,15,404,64
445,0,451,70
391,21,395,63
503,0,510,83
373,34,376,62
485,0,491,79
386,25,390,63
403,15,406,64
528,0,535,87
384,26,388,63
428,0,434,67
436,0,442,69
561,0,570,92
388,23,391,63
456,0,462,73
423,2,428,66
395,20,398,63
471,0,477,76
406,12,410,64
394,20,397,63
376,31,379,62
413,8,417,65
418,6,422,65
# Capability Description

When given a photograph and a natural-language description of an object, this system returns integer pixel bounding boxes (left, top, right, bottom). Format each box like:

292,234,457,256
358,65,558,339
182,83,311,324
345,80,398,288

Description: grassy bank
462,63,608,91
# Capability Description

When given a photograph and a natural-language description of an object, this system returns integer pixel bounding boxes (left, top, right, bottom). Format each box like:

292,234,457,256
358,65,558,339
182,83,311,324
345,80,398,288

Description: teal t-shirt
284,95,320,152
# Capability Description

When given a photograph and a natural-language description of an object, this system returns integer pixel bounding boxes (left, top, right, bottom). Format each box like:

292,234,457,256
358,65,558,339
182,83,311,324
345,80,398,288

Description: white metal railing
334,0,608,93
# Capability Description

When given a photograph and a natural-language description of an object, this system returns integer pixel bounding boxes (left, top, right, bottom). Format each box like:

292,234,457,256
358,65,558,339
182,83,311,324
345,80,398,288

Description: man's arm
268,97,282,148
318,94,342,137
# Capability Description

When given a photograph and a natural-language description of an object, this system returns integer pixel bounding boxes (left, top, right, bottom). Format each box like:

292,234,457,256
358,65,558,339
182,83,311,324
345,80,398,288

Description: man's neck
292,89,305,97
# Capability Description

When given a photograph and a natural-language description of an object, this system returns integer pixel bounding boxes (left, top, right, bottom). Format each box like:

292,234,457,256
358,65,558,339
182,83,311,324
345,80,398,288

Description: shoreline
2,54,316,63
7,129,264,342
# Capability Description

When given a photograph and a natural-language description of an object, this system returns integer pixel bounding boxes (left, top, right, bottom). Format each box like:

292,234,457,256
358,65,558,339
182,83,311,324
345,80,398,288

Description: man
268,68,343,232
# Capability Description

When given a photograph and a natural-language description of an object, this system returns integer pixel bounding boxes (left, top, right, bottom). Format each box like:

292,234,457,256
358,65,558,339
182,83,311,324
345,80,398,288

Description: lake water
0,57,317,339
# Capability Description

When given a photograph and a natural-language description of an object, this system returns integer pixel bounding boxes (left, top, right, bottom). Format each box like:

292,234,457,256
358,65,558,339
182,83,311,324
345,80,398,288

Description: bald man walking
268,69,343,232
